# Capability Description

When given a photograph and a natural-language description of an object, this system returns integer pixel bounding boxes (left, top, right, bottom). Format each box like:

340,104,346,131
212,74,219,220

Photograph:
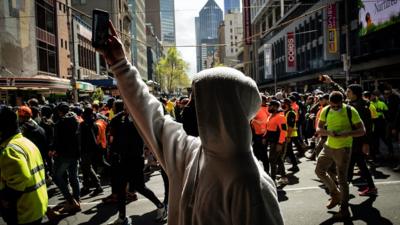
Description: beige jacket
111,59,284,225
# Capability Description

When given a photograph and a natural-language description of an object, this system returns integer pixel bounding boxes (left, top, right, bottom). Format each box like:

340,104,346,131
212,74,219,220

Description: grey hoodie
111,59,284,225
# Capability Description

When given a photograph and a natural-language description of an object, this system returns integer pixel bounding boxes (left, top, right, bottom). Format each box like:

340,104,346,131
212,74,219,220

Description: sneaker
126,192,138,202
109,217,131,225
58,199,81,214
90,187,104,197
326,192,341,209
102,194,118,204
46,208,60,221
155,206,167,222
359,187,378,196
278,177,289,185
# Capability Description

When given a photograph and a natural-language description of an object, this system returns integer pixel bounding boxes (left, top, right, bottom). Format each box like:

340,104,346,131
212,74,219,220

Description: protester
315,91,366,219
0,105,48,225
96,21,284,225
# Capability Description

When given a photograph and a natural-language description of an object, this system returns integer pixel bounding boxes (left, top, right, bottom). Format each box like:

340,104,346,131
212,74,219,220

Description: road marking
279,180,400,192
48,180,400,207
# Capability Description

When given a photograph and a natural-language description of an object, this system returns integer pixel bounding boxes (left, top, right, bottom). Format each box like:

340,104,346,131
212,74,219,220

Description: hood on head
192,67,261,157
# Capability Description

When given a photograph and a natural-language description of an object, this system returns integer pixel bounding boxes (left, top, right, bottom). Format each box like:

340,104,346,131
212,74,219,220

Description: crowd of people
1,21,400,225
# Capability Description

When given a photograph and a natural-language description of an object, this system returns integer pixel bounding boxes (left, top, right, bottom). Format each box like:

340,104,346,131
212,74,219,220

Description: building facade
146,23,164,82
129,0,147,79
145,0,176,45
223,11,243,66
224,0,240,14
72,0,132,63
245,0,400,92
196,0,223,71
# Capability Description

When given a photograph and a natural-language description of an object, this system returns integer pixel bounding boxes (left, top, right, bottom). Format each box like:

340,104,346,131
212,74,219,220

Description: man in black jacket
80,106,103,197
52,102,81,214
108,100,166,225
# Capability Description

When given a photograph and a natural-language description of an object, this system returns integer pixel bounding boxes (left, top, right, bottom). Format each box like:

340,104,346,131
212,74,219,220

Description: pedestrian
108,100,166,225
345,84,377,196
315,91,366,219
17,106,47,161
80,106,103,197
251,94,270,174
265,100,288,186
0,105,48,225
282,98,300,172
52,102,81,214
96,21,283,225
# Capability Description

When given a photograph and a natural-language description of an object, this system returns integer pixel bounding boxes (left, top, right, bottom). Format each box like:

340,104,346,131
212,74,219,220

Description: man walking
0,105,48,225
315,91,366,219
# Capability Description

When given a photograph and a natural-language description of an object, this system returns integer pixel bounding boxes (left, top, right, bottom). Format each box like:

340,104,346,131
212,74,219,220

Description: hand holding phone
92,9,110,48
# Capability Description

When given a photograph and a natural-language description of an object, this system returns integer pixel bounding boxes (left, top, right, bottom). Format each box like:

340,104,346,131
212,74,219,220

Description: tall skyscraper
146,0,176,45
224,0,240,14
196,0,223,71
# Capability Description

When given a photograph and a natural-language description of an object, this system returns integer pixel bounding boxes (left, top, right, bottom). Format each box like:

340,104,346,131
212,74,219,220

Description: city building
224,0,240,14
245,0,400,92
223,11,243,66
71,0,132,63
146,23,164,82
218,21,226,65
145,0,176,45
195,0,223,71
129,0,148,79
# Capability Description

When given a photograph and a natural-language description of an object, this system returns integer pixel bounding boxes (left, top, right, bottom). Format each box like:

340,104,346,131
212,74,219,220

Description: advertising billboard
359,0,400,36
324,3,340,61
263,44,272,79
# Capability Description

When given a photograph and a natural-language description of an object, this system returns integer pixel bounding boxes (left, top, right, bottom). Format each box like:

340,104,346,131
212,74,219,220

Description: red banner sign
243,0,252,45
327,3,337,53
287,32,296,69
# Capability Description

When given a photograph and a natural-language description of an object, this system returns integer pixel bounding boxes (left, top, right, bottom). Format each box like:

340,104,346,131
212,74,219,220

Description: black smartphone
92,9,110,48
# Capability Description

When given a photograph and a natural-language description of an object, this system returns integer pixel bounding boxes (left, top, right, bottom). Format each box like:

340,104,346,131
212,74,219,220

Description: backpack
324,104,355,130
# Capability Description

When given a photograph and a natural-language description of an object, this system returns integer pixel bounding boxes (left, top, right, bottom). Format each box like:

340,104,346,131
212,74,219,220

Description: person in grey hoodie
97,21,284,225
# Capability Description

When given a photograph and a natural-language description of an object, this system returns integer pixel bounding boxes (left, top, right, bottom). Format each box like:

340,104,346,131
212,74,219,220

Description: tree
92,87,104,102
155,48,191,94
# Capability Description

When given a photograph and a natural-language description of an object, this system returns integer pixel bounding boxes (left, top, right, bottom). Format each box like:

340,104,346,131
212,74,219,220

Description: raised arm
97,21,199,177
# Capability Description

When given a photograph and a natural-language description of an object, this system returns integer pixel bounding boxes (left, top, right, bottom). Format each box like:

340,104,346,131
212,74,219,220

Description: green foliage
155,48,191,93
92,87,104,102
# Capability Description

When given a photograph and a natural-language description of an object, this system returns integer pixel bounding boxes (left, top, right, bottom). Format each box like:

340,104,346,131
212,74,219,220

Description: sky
175,0,224,77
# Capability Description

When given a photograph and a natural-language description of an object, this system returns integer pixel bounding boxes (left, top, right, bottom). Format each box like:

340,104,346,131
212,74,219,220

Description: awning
0,75,72,90
82,79,116,88
76,81,95,92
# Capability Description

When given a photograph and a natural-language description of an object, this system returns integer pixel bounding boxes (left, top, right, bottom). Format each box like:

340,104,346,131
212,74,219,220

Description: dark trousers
81,152,101,189
269,142,286,181
348,142,375,188
372,118,394,157
285,139,298,167
114,156,162,218
252,135,269,174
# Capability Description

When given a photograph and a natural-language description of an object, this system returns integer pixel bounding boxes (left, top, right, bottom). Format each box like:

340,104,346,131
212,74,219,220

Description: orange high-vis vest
266,112,287,144
95,119,107,149
291,102,299,121
251,106,269,135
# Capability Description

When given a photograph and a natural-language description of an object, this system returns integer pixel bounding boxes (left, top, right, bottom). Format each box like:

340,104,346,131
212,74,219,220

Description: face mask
268,109,276,113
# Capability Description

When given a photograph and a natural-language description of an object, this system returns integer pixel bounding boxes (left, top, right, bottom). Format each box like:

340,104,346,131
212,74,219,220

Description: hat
18,106,32,118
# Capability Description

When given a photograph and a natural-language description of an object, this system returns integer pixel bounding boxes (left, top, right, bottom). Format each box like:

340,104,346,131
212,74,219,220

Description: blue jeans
53,156,80,201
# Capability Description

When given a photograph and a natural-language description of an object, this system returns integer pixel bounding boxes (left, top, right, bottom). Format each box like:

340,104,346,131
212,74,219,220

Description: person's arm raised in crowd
96,21,198,176
320,75,346,95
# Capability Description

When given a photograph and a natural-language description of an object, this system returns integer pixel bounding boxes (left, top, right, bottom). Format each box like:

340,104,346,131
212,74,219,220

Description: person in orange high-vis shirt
265,100,288,186
251,94,270,174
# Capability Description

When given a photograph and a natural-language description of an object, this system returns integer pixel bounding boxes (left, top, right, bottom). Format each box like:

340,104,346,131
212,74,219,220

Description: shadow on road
130,210,167,225
78,203,118,225
319,196,393,225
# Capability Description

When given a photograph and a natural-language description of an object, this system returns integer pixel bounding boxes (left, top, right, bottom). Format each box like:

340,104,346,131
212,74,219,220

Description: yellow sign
328,29,337,53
